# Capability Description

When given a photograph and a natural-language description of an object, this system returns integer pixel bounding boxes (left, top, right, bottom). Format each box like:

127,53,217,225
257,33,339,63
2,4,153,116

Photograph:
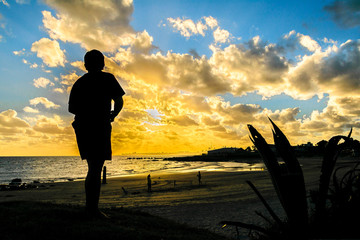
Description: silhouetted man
69,49,125,217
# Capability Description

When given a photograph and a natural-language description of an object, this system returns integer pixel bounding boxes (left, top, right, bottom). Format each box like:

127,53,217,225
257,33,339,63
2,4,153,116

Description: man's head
84,49,105,72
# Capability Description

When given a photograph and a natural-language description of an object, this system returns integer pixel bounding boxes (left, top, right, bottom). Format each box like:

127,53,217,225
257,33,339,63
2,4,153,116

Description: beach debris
121,187,128,194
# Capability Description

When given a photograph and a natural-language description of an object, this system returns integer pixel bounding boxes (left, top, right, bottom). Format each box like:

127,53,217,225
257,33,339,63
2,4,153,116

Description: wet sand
0,157,356,239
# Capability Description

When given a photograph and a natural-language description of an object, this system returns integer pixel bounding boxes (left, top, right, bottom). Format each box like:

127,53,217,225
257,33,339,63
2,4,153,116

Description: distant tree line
241,138,360,158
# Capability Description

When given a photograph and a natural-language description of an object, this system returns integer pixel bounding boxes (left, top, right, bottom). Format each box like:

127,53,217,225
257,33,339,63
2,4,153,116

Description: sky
0,0,359,156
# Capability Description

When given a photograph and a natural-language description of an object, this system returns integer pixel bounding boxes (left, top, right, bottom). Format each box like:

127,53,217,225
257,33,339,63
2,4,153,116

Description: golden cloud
29,97,60,109
31,38,66,67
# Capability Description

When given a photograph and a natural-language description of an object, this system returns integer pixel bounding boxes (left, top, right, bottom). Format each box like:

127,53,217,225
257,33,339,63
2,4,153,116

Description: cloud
204,16,218,29
167,17,208,37
32,115,70,134
209,37,289,97
1,0,9,7
213,27,230,44
13,48,26,55
33,77,54,88
298,34,321,52
167,115,198,126
23,106,39,113
31,38,66,67
42,0,137,52
317,40,360,95
283,30,321,52
116,51,231,96
324,0,360,28
286,39,360,98
167,16,231,44
29,97,60,109
53,88,64,93
0,109,29,127
215,102,263,124
60,72,79,85
167,16,220,38
132,30,154,53
15,0,30,4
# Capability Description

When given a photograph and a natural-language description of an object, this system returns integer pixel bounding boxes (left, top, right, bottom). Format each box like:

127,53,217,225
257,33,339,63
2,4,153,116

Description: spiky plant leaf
247,124,286,209
268,118,308,228
246,181,282,225
268,118,302,174
316,133,352,218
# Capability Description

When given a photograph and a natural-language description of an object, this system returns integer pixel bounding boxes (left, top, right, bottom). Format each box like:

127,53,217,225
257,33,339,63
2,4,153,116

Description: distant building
207,147,238,156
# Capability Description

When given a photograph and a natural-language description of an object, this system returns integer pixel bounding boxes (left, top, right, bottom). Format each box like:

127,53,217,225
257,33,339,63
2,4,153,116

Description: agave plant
221,119,356,239
221,118,308,239
315,130,353,220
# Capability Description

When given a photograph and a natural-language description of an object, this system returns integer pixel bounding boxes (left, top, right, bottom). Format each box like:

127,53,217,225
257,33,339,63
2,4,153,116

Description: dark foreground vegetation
222,118,360,240
0,201,230,240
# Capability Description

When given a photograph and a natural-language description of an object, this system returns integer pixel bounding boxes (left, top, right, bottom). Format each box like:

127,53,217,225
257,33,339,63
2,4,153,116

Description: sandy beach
0,157,357,239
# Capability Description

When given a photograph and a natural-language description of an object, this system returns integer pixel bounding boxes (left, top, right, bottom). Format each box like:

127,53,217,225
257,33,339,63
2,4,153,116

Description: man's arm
110,96,124,122
68,85,78,115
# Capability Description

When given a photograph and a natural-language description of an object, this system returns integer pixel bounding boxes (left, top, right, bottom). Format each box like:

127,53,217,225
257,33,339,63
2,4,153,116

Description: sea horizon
0,155,265,185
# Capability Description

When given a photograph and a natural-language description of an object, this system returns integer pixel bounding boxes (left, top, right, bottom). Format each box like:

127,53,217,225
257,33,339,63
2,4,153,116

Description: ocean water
0,155,264,184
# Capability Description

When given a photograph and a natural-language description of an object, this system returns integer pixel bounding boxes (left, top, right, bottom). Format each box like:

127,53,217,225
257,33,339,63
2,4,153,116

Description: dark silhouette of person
197,171,202,185
69,49,125,217
147,174,152,192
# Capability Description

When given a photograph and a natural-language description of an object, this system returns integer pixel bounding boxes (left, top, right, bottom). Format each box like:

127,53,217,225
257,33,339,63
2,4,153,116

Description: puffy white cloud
167,16,222,38
213,27,230,43
132,30,154,53
32,115,71,134
31,38,66,67
23,106,39,113
60,72,79,86
0,109,29,127
33,77,54,88
209,38,289,97
29,97,60,109
42,0,136,52
53,88,64,93
13,48,26,55
204,16,218,29
283,30,321,52
30,63,38,68
167,17,206,37
299,34,321,52
120,51,231,96
286,39,360,98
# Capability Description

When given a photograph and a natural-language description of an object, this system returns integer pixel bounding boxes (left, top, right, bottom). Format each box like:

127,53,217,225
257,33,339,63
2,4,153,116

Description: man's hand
110,111,116,122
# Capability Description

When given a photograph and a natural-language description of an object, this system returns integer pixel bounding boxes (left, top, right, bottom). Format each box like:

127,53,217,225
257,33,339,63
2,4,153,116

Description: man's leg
85,158,105,214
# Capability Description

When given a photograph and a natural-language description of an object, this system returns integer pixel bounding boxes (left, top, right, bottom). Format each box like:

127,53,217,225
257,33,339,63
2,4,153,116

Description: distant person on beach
147,174,152,192
197,171,202,185
69,49,125,217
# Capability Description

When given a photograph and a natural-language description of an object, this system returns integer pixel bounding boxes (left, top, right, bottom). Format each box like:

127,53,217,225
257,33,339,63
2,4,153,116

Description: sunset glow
0,0,359,156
